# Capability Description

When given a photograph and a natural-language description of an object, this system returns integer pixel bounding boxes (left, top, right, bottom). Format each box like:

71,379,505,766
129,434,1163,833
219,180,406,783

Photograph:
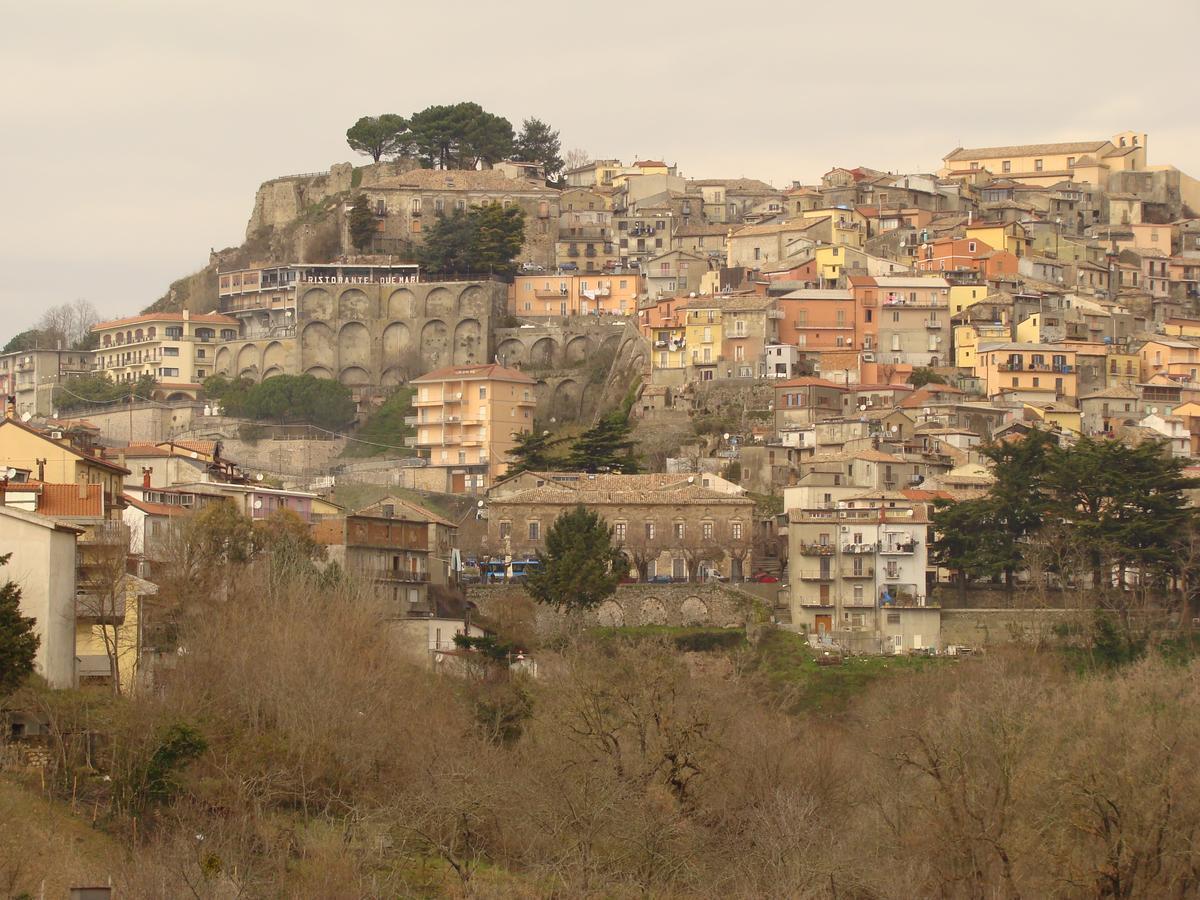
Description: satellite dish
253,499,263,510
890,424,898,433
4,468,16,480
923,408,932,416
1151,407,1158,414
723,432,730,441
255,473,264,482
858,404,866,411
477,500,484,508
687,475,695,484
20,412,32,423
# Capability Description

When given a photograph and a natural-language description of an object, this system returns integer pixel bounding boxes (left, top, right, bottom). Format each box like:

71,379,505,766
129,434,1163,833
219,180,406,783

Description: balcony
444,392,463,403
842,566,875,579
799,570,835,581
403,436,417,447
443,415,461,424
797,542,836,556
766,309,785,319
924,320,943,329
404,415,418,426
373,570,430,583
841,542,878,554
879,541,917,555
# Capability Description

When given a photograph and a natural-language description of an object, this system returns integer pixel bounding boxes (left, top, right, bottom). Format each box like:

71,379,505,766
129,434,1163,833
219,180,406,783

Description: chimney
78,477,89,500
4,395,14,419
142,466,153,489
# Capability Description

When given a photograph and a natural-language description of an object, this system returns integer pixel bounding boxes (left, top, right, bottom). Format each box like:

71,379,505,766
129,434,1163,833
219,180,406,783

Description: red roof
634,160,667,167
93,311,238,331
30,482,104,518
124,495,185,517
411,363,535,385
774,377,846,390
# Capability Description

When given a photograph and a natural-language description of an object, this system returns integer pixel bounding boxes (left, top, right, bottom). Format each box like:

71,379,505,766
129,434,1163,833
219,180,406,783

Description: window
1002,160,1011,173
528,521,540,541
731,521,742,540
614,522,626,540
411,198,421,214
456,199,466,211
411,220,421,234
165,326,183,339
1067,157,1075,167
158,367,179,377
967,241,976,253
434,198,444,212
478,387,487,399
887,612,901,625
499,521,511,539
163,346,179,357
1035,159,1044,172
196,349,205,359
703,522,713,539
674,522,685,540
645,521,655,540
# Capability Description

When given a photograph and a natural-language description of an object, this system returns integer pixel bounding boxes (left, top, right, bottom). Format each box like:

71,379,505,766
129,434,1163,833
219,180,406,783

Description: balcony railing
879,541,917,555
799,571,835,581
797,542,836,556
372,570,430,583
842,567,875,579
924,320,943,329
841,542,877,554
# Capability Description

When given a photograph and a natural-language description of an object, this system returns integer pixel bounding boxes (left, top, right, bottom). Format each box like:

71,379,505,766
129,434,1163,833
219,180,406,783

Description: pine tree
513,117,564,182
566,412,640,474
506,430,568,476
524,505,622,611
348,194,377,253
0,553,40,697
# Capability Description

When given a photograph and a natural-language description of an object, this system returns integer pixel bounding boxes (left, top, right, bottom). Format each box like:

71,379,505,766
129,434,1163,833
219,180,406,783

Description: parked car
648,574,673,584
559,262,579,272
750,572,780,583
520,262,545,273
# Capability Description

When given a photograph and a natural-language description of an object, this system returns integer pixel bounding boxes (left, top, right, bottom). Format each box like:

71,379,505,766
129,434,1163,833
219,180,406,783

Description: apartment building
91,311,239,399
976,342,1079,402
555,208,618,273
313,497,457,617
0,348,95,419
787,491,938,654
852,276,951,367
411,364,537,491
509,272,640,317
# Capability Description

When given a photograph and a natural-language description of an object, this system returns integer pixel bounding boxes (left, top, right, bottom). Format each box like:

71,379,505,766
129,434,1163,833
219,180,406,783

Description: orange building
776,289,857,354
509,272,641,317
914,236,1020,280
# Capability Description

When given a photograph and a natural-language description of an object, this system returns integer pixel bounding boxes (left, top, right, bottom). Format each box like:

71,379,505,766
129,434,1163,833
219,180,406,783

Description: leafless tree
563,148,591,173
38,298,99,348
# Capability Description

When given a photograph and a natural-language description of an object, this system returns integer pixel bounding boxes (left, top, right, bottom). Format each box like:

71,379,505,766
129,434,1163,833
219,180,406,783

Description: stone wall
940,608,1083,648
246,164,355,236
56,401,205,445
467,582,771,634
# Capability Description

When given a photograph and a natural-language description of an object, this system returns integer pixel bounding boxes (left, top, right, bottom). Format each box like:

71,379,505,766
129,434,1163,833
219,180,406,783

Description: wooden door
451,472,466,493
815,614,832,635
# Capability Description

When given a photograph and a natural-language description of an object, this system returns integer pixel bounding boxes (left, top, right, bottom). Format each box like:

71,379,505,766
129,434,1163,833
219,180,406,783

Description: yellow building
1138,339,1200,383
509,272,641,316
949,285,989,315
955,322,1009,369
1015,313,1044,343
411,364,537,492
0,414,129,497
801,207,867,249
977,342,1078,401
941,133,1147,187
1162,318,1200,339
1105,351,1139,386
683,300,724,379
92,311,240,400
965,222,1029,258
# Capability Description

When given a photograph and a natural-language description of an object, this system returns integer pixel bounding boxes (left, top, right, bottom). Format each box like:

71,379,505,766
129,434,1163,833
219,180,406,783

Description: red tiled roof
411,363,535,385
93,311,238,331
774,377,846,390
34,482,104,518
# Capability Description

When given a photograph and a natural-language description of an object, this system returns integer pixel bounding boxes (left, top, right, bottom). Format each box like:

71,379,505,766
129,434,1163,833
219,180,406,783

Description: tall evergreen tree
506,430,568,476
409,102,513,169
472,203,525,274
567,412,640,474
345,114,410,163
524,505,622,611
348,194,377,252
513,117,564,182
0,554,40,697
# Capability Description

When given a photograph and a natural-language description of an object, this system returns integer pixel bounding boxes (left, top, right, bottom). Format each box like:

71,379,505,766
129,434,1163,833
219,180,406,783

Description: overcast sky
2,0,1197,340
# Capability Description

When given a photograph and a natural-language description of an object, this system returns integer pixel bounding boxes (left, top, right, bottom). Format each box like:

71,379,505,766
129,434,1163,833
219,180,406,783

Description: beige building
0,347,95,419
509,272,641,317
940,132,1148,188
411,364,537,492
485,472,755,582
92,311,239,399
0,505,81,689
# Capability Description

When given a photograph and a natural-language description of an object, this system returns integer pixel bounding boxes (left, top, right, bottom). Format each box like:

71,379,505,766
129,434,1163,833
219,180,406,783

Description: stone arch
551,379,581,420
235,344,260,378
452,318,483,365
305,365,334,379
263,341,286,372
338,288,372,320
262,366,283,379
382,322,412,361
639,597,668,626
214,346,232,376
301,322,335,370
680,596,709,626
300,287,333,320
164,391,191,402
458,285,487,316
420,319,449,368
529,336,559,367
601,333,621,355
387,288,417,319
596,600,625,627
338,321,371,369
381,367,406,387
497,338,525,367
339,366,370,386
424,287,456,318
564,335,593,364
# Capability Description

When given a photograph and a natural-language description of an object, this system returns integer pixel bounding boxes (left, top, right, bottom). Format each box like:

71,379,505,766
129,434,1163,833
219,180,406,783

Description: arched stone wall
529,336,558,367
453,318,483,365
387,288,417,319
236,344,260,377
496,338,525,366
420,319,449,368
339,366,370,386
382,322,412,360
338,288,373,320
338,321,372,370
301,287,333,320
425,287,456,318
214,346,232,376
301,322,335,370
564,335,593,364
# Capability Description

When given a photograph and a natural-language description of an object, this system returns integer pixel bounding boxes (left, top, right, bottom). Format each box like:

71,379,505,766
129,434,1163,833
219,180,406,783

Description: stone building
354,168,561,268
484,472,756,582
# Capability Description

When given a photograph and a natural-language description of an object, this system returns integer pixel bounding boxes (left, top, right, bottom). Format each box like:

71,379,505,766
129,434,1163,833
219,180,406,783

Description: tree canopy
418,203,526,275
524,505,623,611
55,373,158,411
505,429,570,477
345,114,410,163
567,412,641,474
0,553,40,697
910,366,947,387
204,374,356,431
408,102,514,170
513,117,564,182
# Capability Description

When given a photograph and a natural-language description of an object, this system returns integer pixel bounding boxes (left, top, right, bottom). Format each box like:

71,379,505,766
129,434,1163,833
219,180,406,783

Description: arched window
147,327,156,339
135,328,144,341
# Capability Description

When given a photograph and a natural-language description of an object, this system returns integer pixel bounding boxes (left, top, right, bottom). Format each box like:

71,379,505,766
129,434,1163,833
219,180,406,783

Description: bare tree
38,298,99,349
563,148,591,173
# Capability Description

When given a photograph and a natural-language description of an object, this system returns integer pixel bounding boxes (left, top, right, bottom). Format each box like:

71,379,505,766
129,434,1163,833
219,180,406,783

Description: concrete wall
940,608,1082,647
54,401,206,445
468,582,771,633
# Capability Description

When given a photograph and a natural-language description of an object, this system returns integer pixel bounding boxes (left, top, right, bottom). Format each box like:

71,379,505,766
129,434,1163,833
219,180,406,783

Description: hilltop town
4,114,1200,895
